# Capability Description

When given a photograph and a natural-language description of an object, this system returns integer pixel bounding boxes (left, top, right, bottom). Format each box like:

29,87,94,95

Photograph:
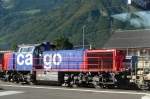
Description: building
132,0,150,9
103,29,150,57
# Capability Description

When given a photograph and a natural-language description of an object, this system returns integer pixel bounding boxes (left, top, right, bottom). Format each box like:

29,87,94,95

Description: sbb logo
17,54,33,65
43,53,62,69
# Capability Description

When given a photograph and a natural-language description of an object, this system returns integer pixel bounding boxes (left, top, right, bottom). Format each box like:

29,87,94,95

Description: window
19,47,34,53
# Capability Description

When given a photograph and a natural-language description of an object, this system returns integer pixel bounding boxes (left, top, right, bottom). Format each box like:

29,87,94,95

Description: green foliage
0,0,139,49
11,42,17,51
54,36,73,50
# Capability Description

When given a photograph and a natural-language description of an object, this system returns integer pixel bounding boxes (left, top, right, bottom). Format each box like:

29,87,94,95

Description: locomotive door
33,47,43,69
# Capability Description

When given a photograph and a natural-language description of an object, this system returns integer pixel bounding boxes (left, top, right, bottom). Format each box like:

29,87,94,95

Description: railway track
0,80,149,92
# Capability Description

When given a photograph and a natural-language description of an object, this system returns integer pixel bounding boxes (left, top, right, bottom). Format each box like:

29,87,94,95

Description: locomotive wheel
72,84,78,88
138,84,149,90
93,82,104,89
107,85,115,89
94,84,101,89
62,83,69,87
92,82,100,88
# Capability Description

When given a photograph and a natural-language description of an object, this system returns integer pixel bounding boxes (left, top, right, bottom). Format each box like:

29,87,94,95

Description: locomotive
0,42,150,90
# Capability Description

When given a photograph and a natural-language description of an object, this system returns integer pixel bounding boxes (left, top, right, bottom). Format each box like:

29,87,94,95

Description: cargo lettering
17,54,33,65
43,54,62,69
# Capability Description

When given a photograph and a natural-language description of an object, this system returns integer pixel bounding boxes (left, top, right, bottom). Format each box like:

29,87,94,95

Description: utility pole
127,0,131,12
82,25,86,49
108,0,113,34
126,0,132,28
127,0,132,5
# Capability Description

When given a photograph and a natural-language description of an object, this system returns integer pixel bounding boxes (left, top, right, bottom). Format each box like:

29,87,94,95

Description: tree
0,0,4,17
54,36,73,50
11,42,18,51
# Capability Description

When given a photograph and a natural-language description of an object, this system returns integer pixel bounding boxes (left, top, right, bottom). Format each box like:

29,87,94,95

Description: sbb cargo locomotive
0,42,150,90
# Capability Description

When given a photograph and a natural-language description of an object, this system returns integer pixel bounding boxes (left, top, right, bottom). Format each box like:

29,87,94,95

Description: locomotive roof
18,44,41,47
0,50,12,53
103,29,150,49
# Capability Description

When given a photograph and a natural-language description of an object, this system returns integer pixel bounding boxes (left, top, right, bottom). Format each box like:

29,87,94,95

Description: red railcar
0,51,14,72
2,52,14,71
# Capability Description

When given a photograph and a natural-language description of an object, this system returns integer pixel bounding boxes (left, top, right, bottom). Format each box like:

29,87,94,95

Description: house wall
125,48,150,57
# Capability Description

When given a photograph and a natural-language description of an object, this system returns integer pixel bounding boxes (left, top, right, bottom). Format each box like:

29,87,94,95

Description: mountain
0,0,140,49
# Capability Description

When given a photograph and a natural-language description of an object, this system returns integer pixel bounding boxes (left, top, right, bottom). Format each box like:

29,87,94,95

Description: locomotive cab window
18,47,34,53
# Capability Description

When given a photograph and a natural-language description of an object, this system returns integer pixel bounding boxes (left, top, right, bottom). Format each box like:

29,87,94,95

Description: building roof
103,29,150,49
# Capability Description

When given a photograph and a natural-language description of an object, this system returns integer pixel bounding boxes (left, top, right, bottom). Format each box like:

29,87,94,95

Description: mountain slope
0,0,138,49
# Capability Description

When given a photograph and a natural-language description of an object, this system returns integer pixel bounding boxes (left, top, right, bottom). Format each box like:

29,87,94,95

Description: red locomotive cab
115,50,126,71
